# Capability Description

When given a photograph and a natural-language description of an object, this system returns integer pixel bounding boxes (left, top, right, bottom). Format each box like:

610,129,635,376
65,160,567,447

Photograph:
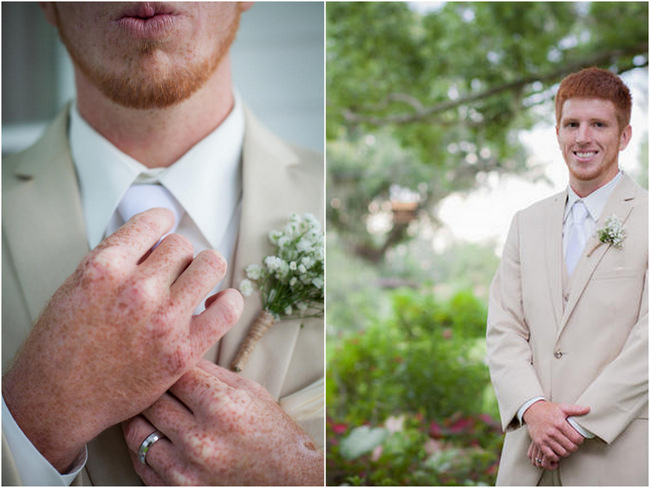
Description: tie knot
118,184,185,233
572,200,589,224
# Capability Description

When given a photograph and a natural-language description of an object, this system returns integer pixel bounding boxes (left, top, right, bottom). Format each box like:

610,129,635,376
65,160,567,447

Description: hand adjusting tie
138,430,165,464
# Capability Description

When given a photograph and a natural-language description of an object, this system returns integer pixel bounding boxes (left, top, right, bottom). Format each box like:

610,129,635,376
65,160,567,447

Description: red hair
555,67,632,131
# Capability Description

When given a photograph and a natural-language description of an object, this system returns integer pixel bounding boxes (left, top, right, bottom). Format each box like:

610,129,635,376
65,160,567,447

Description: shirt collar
564,171,623,224
69,92,245,249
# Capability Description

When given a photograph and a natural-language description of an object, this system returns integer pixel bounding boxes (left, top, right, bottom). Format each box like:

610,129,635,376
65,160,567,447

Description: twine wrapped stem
231,309,275,372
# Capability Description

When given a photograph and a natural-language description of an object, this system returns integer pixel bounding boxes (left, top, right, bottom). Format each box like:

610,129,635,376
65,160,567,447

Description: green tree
327,2,648,261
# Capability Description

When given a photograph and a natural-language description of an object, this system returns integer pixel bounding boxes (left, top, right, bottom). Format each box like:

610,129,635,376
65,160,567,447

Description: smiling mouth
574,150,598,159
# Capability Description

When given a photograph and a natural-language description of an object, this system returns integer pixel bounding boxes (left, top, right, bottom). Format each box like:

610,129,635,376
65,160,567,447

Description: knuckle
160,339,193,375
134,212,163,235
197,250,226,277
164,233,194,255
123,423,143,451
215,292,244,325
128,275,161,307
185,432,220,463
79,248,125,284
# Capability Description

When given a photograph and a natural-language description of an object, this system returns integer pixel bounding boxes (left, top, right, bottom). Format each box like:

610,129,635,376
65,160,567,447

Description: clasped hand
2,208,243,473
523,400,589,470
123,360,324,485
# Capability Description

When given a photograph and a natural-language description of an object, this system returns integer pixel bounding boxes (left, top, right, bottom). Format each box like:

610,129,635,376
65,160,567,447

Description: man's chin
101,79,195,110
88,56,216,110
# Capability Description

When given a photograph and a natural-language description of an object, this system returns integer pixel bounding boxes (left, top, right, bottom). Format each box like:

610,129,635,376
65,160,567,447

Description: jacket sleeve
573,269,648,444
486,211,545,432
279,377,324,450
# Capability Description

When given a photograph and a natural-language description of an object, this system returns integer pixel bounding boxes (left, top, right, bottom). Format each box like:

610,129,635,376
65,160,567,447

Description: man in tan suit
487,67,647,485
2,3,323,485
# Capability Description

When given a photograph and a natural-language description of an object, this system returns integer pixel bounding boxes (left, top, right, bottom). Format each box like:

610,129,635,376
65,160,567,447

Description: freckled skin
123,360,324,486
2,209,243,473
20,3,321,483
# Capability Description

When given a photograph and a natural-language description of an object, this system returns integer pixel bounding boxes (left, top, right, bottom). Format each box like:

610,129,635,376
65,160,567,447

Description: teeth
576,151,596,158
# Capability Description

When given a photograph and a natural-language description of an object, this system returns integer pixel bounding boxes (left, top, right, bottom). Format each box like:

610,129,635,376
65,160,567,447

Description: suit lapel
559,175,637,333
215,107,304,399
545,191,567,329
2,107,89,323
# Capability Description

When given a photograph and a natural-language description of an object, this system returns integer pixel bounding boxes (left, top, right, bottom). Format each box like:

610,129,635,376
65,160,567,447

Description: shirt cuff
517,396,546,424
2,396,87,485
567,416,595,439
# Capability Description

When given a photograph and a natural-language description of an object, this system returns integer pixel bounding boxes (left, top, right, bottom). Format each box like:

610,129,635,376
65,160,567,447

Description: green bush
328,288,490,423
327,288,502,485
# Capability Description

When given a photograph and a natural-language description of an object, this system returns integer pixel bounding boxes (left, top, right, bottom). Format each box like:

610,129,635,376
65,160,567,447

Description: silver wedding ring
138,430,165,465
535,457,543,465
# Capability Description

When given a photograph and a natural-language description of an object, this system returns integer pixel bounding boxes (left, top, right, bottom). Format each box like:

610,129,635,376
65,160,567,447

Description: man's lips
115,2,179,38
118,2,177,19
573,150,599,161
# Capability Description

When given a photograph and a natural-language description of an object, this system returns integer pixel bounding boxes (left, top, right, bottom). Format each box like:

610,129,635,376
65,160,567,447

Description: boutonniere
597,215,626,249
231,213,324,372
587,215,626,258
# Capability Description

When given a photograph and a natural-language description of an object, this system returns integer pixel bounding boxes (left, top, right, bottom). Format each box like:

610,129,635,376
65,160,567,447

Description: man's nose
575,124,591,144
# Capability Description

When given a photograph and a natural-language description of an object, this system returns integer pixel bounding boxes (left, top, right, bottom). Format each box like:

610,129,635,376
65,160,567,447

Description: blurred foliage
327,413,503,486
327,287,493,424
326,2,648,260
326,229,500,340
327,287,502,485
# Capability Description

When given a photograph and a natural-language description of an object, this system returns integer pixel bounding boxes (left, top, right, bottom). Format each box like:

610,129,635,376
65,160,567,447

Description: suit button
554,350,563,359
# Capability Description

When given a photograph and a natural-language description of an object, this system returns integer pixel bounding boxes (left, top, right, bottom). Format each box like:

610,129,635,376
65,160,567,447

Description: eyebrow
561,116,610,124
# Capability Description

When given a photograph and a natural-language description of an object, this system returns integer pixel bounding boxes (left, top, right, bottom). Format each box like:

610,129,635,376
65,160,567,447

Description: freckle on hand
304,441,317,451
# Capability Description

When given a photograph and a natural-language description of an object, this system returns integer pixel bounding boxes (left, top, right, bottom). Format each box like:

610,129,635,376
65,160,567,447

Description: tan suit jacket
486,174,648,485
2,106,324,485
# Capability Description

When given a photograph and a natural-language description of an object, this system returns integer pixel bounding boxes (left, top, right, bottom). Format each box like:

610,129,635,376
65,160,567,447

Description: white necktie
565,200,589,275
117,184,185,244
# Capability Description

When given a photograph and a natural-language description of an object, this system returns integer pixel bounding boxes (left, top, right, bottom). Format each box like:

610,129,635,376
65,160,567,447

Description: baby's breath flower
269,229,283,244
241,213,324,320
240,279,254,297
245,264,262,280
296,238,312,253
597,215,626,249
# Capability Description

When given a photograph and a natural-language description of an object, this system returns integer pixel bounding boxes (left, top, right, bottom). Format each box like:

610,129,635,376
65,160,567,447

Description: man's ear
39,3,57,27
619,125,632,152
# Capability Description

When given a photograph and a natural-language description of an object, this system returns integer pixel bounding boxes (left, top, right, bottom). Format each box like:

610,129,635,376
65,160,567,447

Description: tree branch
341,44,648,126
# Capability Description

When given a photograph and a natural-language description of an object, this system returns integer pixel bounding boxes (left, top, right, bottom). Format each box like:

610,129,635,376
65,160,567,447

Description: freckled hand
2,209,242,473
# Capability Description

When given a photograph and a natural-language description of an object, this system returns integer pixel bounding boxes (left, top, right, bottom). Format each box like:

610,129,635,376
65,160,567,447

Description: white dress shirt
562,171,623,259
517,171,624,439
3,92,245,485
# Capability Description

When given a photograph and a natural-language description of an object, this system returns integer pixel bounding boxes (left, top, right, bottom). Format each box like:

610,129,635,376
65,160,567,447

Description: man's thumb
192,288,244,352
562,404,591,417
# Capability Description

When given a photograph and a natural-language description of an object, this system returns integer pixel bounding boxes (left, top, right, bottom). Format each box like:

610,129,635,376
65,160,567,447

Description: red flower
429,420,444,439
448,416,474,434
